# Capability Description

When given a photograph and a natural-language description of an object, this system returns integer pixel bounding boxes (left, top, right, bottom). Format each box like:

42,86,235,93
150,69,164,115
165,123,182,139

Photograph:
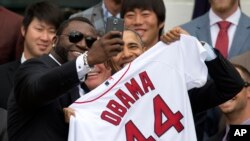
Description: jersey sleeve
180,34,208,90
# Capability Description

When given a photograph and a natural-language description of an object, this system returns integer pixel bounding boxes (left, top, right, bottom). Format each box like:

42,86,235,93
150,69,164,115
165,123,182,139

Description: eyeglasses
59,31,97,48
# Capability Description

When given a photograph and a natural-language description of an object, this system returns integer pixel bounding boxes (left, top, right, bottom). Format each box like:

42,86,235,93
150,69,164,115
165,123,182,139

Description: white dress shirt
209,7,241,53
102,1,120,23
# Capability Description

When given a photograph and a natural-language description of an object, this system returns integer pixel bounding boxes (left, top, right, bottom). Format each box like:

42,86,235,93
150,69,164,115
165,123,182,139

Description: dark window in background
0,0,101,19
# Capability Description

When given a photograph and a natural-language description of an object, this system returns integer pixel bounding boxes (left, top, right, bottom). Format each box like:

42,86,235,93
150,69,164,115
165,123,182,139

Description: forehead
63,21,96,36
126,8,154,13
29,17,56,28
123,30,142,44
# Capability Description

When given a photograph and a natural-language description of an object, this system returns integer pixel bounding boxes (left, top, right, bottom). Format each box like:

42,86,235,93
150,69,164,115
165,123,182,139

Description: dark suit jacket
0,108,8,141
0,60,21,109
181,12,250,59
207,128,226,141
0,7,23,64
7,55,80,141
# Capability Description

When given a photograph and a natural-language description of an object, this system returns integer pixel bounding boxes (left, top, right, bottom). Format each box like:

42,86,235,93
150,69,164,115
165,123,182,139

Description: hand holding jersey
162,27,217,61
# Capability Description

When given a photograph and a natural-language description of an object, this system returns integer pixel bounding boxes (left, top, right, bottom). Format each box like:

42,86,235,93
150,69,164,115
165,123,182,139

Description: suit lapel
41,55,60,67
92,2,103,20
196,13,213,45
92,2,105,35
229,13,250,58
42,55,81,106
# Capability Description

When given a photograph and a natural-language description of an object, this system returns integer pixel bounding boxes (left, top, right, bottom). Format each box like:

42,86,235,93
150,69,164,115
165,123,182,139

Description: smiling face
219,88,248,114
124,8,164,50
84,64,112,90
21,18,56,59
55,18,110,91
219,68,250,115
111,29,144,71
56,20,97,61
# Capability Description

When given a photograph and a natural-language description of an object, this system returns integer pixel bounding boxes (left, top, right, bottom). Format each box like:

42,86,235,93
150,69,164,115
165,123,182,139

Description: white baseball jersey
68,35,208,141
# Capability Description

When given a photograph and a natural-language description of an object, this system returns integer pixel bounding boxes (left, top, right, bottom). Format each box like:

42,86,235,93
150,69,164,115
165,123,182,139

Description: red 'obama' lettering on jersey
101,71,155,126
116,89,136,109
139,71,155,93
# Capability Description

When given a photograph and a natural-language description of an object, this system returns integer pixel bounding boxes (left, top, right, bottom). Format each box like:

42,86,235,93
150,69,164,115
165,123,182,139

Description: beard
209,0,238,13
113,0,122,5
54,45,69,63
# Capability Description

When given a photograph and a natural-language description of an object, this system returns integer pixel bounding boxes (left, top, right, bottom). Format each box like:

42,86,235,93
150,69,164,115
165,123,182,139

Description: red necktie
215,21,231,58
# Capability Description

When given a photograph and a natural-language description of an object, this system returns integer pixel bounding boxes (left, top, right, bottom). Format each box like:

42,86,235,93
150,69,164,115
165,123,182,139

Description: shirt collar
21,52,61,66
21,53,27,63
209,7,241,26
102,1,120,22
49,54,61,66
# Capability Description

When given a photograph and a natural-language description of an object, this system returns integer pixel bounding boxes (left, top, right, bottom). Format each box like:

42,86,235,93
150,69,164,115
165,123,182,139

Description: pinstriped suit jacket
0,60,21,109
70,2,105,36
7,55,80,141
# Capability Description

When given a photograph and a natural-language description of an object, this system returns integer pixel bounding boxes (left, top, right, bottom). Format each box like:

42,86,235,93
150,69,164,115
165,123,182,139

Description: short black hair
233,64,250,83
22,1,63,31
56,16,94,36
121,0,166,35
124,27,144,46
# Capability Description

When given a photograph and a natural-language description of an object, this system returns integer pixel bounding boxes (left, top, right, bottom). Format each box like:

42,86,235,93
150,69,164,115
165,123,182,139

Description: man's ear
159,22,164,29
52,36,58,47
21,25,25,37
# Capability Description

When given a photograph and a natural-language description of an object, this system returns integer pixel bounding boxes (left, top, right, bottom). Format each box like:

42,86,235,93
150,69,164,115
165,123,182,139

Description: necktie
215,21,231,58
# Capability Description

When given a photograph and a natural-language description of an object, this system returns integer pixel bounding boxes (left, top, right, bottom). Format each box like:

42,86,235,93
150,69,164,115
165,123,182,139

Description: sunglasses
60,31,97,47
244,82,250,87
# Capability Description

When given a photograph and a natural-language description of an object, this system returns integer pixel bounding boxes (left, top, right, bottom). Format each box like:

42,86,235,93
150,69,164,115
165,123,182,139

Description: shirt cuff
200,41,217,61
76,54,89,82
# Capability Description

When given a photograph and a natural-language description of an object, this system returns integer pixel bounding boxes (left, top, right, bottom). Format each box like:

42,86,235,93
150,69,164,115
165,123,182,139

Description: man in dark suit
0,7,23,65
70,0,122,36
0,1,63,110
7,16,124,141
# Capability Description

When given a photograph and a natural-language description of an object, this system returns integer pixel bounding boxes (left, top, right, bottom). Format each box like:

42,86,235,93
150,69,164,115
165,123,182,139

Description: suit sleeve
14,58,80,110
188,49,244,114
